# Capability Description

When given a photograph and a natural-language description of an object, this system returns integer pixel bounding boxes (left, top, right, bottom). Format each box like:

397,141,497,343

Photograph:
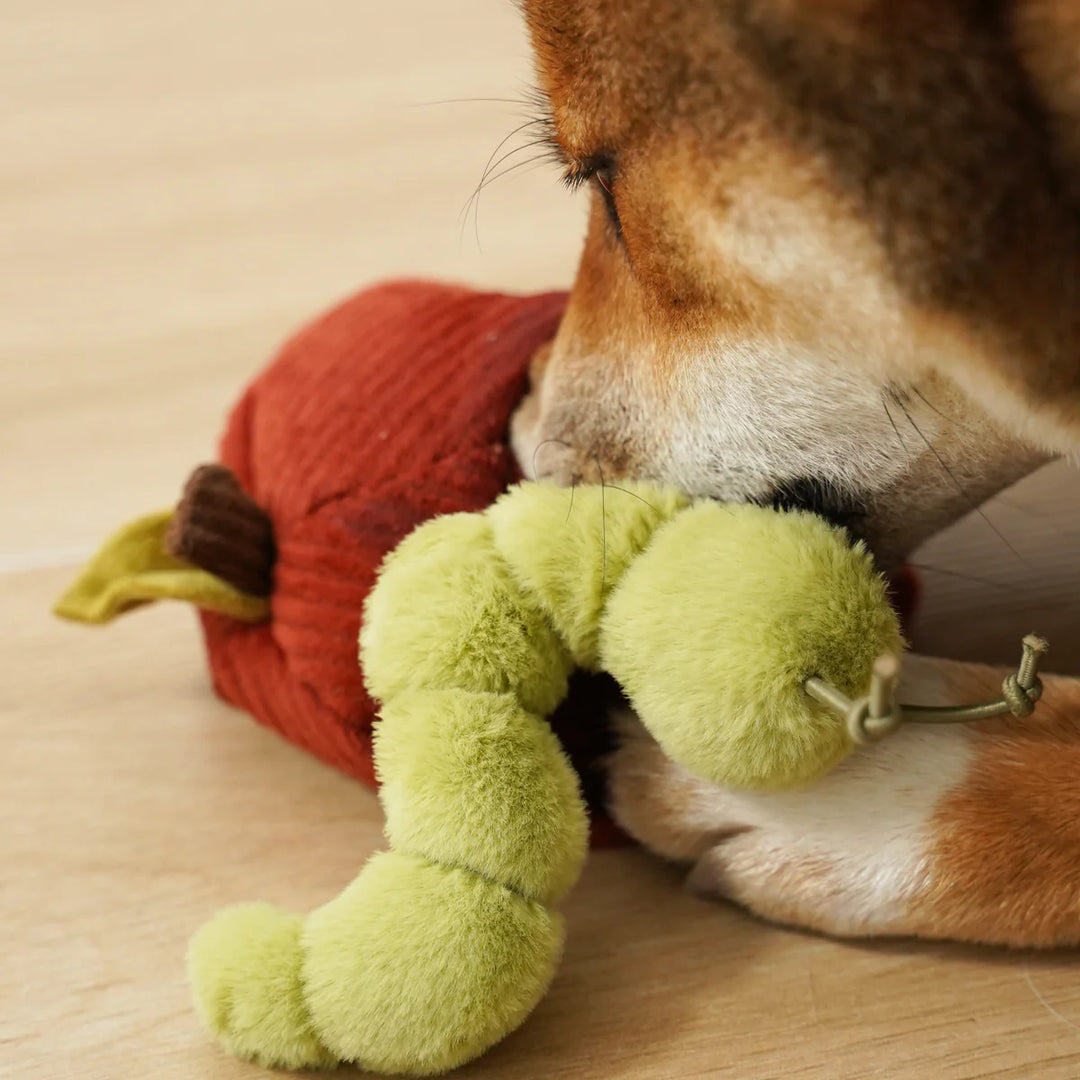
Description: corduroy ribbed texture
193,281,641,835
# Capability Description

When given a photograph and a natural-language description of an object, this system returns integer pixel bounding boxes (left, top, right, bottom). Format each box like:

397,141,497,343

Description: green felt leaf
54,511,270,624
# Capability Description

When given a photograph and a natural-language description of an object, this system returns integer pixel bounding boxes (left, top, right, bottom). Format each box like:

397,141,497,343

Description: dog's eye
592,165,622,238
563,154,622,239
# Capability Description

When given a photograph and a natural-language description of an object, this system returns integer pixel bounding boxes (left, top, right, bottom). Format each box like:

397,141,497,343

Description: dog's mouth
757,475,867,542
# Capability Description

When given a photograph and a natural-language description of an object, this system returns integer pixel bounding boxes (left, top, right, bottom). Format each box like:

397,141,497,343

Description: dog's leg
608,656,1080,946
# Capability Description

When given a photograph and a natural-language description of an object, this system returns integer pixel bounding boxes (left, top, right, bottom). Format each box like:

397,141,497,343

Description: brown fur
519,0,1080,947
517,0,1080,567
913,672,1080,947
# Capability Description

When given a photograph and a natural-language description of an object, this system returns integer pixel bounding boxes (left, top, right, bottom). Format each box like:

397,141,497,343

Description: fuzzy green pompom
601,500,902,790
487,481,689,668
376,689,588,904
302,851,564,1076
361,512,572,717
187,903,335,1070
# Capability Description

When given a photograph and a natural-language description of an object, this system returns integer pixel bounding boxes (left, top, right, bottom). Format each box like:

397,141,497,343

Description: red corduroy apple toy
58,280,639,838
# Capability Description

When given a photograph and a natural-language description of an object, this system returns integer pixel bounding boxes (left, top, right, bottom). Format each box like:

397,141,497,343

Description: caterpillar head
600,500,903,789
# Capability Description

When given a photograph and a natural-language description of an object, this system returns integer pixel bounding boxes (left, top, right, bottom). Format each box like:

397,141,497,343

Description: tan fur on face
518,0,1080,564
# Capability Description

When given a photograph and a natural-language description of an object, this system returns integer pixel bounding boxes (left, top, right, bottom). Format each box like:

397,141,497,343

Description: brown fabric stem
165,464,276,597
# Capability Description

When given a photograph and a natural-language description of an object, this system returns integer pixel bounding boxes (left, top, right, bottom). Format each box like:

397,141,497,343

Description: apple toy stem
165,464,276,597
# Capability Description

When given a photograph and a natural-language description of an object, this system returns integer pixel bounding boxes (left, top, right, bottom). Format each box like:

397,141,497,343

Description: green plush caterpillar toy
186,480,901,1075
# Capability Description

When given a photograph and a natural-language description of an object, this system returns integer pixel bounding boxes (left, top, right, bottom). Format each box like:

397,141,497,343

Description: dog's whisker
475,138,556,200
467,155,563,245
881,398,908,454
907,562,1022,594
604,484,662,516
596,456,608,594
461,143,562,249
453,83,564,250
910,386,981,436
459,120,546,248
463,119,543,219
530,436,575,481
1024,965,1080,1034
471,120,543,190
458,85,563,250
987,495,1064,521
912,387,955,425
407,97,532,108
896,399,1030,568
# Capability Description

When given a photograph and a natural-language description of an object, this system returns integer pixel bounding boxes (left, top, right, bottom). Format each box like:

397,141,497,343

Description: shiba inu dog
514,0,1080,945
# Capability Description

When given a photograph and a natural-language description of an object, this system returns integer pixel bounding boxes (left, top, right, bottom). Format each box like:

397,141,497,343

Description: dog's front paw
606,706,938,940
608,673,1080,948
684,830,914,939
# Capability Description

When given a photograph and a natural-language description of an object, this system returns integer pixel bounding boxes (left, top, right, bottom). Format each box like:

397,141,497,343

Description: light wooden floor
4,4,1079,1078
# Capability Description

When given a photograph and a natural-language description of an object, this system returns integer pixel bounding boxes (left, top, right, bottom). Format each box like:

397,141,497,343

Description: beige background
3,2,1078,1078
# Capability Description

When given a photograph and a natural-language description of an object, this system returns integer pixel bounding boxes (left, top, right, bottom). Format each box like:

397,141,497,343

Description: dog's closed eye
562,153,623,239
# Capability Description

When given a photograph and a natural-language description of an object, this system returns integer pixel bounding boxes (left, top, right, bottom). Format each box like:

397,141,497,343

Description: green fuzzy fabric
187,903,335,1070
301,851,564,1075
488,481,689,668
191,497,591,1074
602,500,903,789
361,512,573,717
189,853,563,1076
188,480,901,1075
376,689,588,904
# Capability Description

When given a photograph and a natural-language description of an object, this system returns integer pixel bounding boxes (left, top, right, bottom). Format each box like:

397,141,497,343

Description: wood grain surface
3,3,1078,1078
